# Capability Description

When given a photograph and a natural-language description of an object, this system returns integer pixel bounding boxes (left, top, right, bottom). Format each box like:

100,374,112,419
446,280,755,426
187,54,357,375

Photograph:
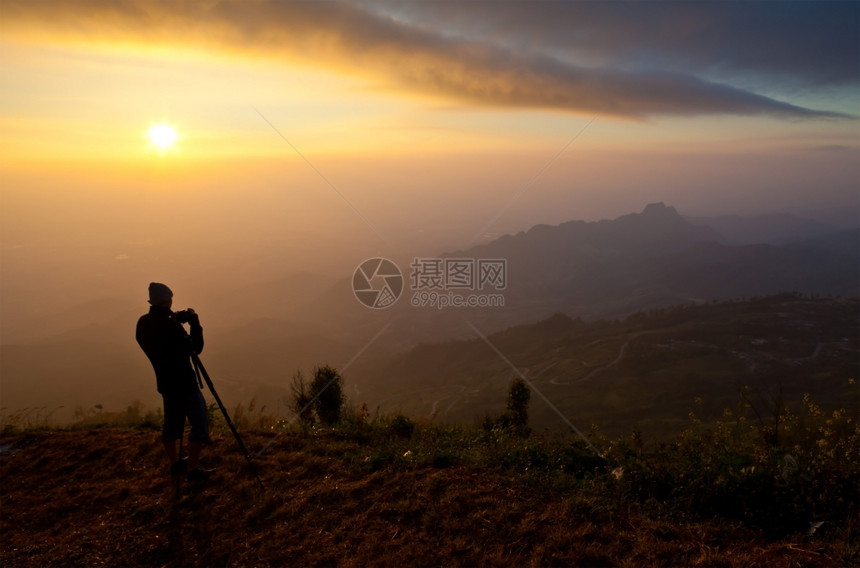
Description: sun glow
148,122,177,151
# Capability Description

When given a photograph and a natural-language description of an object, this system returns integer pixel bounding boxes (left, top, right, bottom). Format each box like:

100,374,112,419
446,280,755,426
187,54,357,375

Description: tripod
191,353,266,491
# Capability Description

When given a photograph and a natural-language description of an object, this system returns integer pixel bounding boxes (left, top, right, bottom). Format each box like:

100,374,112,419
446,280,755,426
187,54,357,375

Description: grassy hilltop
2,395,858,567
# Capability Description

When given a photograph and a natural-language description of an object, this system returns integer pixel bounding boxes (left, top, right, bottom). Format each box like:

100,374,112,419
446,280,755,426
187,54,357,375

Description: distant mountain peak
611,202,686,230
641,202,678,217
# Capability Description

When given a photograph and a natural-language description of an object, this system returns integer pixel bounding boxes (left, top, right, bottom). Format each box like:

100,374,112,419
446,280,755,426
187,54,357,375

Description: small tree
505,377,531,437
309,365,346,426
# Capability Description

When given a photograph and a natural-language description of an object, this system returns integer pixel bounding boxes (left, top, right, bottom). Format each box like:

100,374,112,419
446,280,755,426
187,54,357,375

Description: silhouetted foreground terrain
2,425,856,567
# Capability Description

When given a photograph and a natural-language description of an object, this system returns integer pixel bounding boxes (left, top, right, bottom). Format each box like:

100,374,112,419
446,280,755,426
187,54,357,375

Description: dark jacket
136,305,204,397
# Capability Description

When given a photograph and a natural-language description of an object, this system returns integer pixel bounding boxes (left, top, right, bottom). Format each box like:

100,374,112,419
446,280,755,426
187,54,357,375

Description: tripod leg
192,354,266,491
174,429,184,499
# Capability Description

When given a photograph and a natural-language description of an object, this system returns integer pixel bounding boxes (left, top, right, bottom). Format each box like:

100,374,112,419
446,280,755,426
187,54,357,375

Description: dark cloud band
2,0,854,119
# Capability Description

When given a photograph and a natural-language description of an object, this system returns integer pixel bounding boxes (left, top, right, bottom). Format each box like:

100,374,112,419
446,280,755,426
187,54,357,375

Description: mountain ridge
451,202,723,260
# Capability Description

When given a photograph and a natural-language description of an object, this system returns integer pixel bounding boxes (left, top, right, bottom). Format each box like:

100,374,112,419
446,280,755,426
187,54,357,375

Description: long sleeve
189,320,204,355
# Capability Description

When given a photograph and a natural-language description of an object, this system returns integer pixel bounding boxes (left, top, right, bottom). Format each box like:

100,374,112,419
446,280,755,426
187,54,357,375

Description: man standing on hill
136,282,212,482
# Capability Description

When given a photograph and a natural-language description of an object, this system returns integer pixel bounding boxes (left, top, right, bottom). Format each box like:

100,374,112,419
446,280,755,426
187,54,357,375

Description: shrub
387,413,415,439
289,370,314,426
603,383,860,535
309,365,346,426
483,377,532,437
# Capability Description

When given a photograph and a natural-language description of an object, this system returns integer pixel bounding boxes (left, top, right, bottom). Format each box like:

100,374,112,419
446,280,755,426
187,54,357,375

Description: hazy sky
1,1,858,321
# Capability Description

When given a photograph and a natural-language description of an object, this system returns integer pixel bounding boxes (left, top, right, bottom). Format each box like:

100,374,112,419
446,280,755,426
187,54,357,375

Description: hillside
683,213,840,245
351,294,859,437
2,424,857,567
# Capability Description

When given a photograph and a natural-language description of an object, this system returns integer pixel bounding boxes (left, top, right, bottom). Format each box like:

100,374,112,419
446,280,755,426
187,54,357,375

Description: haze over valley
2,201,857,431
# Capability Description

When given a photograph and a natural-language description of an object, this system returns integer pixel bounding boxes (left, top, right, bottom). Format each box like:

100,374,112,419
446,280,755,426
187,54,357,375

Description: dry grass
1,427,853,567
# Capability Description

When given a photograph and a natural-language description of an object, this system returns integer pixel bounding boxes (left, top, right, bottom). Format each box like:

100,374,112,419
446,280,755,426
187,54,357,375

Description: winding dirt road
550,342,628,385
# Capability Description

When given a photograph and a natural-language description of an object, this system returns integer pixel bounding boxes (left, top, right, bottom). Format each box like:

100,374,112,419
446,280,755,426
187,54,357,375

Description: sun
148,122,178,151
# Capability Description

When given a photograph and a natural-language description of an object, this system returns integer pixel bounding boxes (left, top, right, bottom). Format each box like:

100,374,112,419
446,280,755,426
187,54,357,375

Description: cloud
379,1,860,88
1,0,854,119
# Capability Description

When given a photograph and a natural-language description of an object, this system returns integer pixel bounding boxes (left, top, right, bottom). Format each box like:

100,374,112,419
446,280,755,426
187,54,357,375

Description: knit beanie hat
148,282,173,306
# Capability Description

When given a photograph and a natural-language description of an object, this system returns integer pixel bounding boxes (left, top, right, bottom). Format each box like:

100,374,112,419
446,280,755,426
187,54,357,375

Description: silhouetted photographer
136,282,212,482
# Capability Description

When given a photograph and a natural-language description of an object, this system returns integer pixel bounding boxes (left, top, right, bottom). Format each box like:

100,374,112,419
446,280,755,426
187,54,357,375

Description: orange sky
0,1,857,323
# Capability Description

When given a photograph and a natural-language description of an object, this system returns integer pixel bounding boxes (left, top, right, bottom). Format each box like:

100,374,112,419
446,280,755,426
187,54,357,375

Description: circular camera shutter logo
352,258,403,309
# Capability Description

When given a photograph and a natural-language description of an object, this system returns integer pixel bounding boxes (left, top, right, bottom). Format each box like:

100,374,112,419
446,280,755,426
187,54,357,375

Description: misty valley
3,203,857,437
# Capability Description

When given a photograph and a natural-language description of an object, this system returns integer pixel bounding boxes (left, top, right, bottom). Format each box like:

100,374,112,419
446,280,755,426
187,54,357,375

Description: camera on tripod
172,309,196,324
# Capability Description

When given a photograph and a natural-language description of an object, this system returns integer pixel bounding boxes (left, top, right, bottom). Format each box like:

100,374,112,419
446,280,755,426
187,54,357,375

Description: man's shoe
170,457,189,476
186,468,213,482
